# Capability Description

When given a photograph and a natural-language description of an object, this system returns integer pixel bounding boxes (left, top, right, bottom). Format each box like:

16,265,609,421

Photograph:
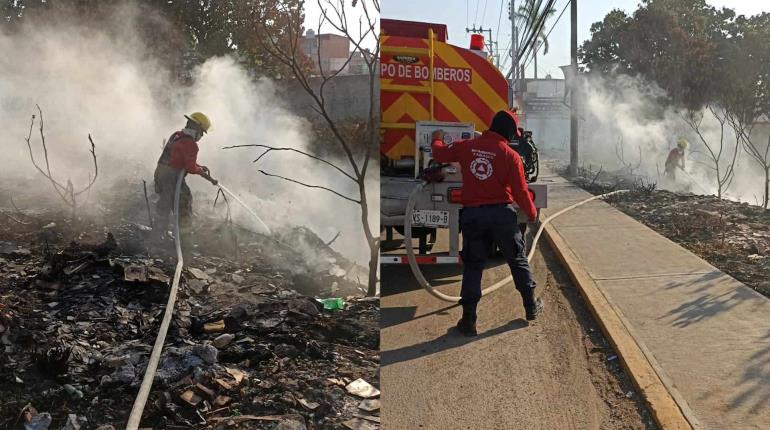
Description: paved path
539,167,770,429
380,233,653,429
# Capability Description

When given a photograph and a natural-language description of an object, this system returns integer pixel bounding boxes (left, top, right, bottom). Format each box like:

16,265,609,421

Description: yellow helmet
677,138,688,149
185,112,211,133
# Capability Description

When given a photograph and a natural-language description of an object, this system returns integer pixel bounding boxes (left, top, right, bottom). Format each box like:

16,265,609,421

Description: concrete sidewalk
539,167,770,429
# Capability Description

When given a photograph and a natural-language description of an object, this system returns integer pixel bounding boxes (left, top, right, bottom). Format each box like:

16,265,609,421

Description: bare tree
232,0,379,295
683,106,740,199
24,105,98,216
725,113,770,208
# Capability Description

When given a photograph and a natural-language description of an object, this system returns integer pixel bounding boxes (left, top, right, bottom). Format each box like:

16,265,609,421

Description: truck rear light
431,194,444,202
449,188,462,203
470,34,485,51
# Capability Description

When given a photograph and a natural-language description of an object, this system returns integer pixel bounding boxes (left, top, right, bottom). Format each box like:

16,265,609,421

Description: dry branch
223,144,356,182
257,170,360,204
23,105,98,213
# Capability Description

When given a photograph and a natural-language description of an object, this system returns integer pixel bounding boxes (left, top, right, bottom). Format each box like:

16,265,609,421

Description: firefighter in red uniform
432,110,543,336
154,112,218,237
665,138,688,181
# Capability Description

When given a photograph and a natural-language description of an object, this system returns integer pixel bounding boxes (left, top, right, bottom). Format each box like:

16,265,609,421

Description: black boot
525,297,544,321
456,305,478,337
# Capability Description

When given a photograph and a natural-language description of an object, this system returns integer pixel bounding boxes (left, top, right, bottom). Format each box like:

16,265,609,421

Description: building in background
302,29,356,75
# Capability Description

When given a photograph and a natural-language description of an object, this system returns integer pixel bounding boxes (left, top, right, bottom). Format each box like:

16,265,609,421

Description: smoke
0,3,377,265
569,73,769,204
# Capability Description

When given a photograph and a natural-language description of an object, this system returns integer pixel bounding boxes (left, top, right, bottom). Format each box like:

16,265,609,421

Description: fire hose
126,177,270,428
126,171,185,429
404,181,628,303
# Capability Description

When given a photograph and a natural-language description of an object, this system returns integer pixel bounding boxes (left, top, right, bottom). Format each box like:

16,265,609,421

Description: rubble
0,184,379,429
566,163,770,297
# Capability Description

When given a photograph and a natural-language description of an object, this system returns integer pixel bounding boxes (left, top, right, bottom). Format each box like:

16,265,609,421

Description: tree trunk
358,182,379,296
716,165,722,199
764,167,769,209
534,53,538,79
367,239,378,296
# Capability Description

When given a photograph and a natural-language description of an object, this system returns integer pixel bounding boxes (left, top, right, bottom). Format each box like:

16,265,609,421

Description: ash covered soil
0,181,379,430
561,162,770,298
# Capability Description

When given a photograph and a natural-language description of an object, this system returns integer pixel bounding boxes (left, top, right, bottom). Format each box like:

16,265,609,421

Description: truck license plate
412,210,449,227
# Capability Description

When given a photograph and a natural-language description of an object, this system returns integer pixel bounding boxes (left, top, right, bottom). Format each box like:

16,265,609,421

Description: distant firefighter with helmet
153,112,218,237
665,138,688,181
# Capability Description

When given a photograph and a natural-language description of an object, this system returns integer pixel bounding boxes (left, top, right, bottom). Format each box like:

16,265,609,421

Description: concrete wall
282,74,378,122
521,78,571,155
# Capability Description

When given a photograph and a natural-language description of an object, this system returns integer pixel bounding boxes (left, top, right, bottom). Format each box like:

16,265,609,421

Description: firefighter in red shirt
665,138,688,181
432,110,543,336
153,112,218,237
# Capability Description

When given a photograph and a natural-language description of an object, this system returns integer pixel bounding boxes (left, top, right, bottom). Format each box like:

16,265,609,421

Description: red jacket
665,148,685,169
159,131,204,175
432,130,537,220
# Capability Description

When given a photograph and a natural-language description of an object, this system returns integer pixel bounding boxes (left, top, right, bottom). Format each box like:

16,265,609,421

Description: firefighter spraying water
664,138,689,182
153,112,219,242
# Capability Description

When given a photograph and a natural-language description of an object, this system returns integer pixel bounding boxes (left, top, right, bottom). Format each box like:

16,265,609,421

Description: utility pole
510,0,518,96
569,0,578,175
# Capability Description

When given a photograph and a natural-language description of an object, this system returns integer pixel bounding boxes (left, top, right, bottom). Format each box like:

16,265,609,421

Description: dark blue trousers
459,205,536,316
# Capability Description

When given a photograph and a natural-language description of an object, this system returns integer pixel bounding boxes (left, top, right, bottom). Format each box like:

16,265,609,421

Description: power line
495,0,504,44
500,38,513,72
522,0,570,72
517,0,557,61
465,0,470,28
474,0,480,25
481,0,489,26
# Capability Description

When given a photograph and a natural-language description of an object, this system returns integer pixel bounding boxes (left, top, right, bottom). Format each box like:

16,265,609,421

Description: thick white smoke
0,3,376,265
572,73,769,204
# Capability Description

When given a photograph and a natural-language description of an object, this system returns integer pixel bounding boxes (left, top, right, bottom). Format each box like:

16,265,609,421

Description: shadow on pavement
380,303,460,330
661,271,765,328
729,329,770,414
380,318,528,367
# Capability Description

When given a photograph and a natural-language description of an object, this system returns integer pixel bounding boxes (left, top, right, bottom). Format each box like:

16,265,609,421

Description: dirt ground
380,231,657,429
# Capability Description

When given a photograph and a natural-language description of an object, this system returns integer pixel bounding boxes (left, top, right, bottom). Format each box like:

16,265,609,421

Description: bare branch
222,144,357,182
0,211,28,225
23,106,98,213
258,170,360,204
73,134,98,198
24,110,70,204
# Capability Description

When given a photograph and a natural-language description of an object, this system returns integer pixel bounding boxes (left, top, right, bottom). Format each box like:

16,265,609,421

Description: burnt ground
0,180,379,430
553,161,770,298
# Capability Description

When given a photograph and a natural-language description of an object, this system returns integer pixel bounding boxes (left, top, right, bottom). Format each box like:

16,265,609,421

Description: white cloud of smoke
0,3,377,265
570,73,769,204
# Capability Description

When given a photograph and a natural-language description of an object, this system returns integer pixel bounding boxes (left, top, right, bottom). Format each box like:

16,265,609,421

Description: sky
303,0,379,50
379,0,770,79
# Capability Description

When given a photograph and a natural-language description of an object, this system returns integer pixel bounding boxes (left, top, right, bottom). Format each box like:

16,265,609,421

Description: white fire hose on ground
127,171,186,429
404,180,629,303
127,177,271,428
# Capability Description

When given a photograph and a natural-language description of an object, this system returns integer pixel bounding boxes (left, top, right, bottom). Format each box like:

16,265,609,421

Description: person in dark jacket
431,110,543,336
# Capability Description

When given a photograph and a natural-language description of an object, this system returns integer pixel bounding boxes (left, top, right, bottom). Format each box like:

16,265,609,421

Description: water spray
404,181,629,303
216,183,272,235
